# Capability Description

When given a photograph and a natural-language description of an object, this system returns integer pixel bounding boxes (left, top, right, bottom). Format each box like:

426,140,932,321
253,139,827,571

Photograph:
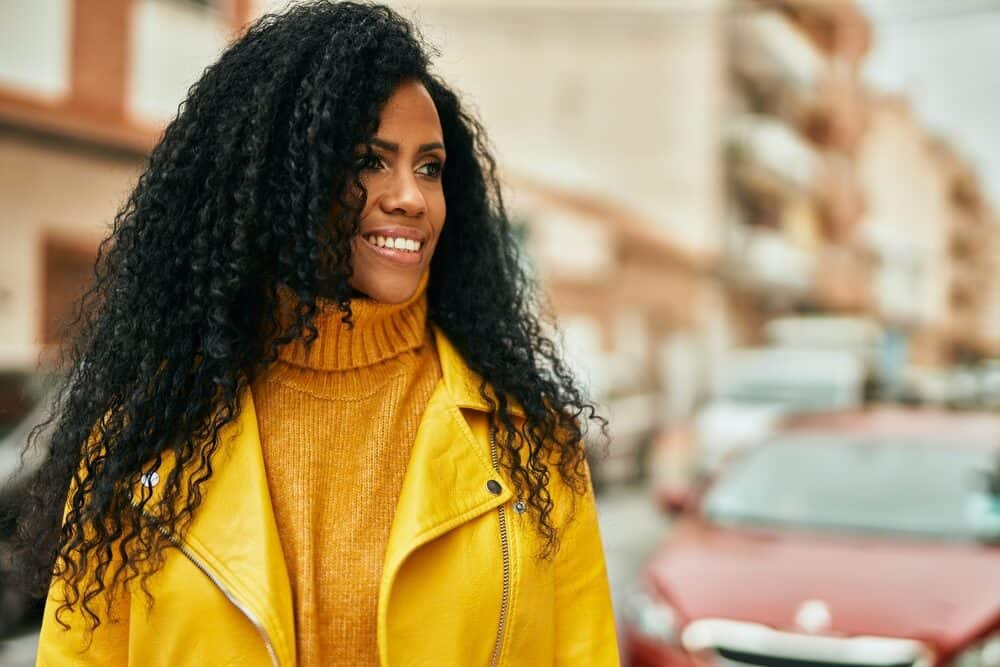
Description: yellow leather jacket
37,326,620,666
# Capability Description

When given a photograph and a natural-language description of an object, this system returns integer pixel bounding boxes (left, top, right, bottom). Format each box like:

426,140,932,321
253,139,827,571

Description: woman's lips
361,235,424,265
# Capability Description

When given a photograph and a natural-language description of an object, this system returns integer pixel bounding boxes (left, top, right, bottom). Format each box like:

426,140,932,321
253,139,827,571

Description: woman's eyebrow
370,137,445,154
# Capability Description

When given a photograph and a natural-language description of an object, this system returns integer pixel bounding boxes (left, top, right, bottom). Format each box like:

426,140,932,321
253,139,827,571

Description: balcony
724,223,815,297
729,5,869,150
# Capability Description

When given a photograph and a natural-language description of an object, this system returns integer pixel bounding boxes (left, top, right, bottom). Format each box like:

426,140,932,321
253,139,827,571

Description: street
596,483,672,628
0,629,36,667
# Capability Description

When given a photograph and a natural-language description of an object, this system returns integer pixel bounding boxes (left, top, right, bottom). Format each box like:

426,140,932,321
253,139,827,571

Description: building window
163,0,216,10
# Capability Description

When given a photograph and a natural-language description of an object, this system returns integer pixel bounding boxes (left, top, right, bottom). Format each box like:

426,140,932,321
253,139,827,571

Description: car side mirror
967,484,1000,544
659,486,699,517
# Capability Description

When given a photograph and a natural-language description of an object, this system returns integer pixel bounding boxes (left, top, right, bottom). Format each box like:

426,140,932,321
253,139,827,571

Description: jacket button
486,479,502,495
513,501,527,514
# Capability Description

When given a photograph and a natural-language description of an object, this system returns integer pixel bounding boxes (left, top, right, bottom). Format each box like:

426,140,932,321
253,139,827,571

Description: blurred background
1,0,999,665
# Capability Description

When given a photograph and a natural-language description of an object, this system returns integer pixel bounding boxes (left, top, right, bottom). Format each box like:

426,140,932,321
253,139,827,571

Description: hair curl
16,0,605,631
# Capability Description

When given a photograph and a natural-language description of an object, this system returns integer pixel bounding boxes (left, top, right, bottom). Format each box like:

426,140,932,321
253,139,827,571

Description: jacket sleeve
36,462,131,666
553,459,621,665
36,567,131,666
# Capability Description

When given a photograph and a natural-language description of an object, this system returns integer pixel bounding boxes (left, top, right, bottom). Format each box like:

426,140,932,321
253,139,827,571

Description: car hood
648,520,1000,651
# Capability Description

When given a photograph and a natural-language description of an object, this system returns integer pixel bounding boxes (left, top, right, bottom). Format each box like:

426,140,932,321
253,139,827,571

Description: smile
361,233,425,266
363,234,422,253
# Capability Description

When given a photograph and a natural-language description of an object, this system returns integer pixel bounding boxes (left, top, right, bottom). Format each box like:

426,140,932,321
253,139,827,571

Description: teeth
365,235,422,253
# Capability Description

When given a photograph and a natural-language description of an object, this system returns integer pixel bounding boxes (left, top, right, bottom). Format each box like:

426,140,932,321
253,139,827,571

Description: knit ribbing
252,272,440,666
275,274,429,371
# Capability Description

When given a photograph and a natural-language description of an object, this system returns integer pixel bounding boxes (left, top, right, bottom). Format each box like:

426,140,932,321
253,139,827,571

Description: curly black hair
16,0,605,631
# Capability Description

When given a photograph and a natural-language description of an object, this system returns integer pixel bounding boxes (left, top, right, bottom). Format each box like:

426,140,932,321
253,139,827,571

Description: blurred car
692,346,868,471
623,408,1000,667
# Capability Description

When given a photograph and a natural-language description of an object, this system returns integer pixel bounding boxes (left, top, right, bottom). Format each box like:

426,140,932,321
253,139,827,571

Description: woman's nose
381,169,427,217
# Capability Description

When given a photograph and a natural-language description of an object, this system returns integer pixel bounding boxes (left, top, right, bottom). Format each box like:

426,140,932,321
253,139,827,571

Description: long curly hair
16,0,605,630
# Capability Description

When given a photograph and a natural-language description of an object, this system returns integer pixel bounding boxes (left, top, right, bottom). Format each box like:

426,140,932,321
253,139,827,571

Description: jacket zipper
488,423,511,667
137,507,280,667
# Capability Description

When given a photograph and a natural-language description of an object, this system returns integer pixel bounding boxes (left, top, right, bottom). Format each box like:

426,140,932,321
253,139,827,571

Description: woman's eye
355,154,383,171
417,161,443,178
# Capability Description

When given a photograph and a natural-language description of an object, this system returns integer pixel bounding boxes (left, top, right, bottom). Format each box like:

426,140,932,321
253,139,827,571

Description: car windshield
703,436,1000,541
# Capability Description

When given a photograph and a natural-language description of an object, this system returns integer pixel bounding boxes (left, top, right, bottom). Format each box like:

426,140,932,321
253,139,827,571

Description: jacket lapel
376,326,518,663
137,390,296,667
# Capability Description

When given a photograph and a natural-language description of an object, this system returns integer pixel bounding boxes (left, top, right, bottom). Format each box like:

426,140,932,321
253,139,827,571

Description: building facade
0,0,252,367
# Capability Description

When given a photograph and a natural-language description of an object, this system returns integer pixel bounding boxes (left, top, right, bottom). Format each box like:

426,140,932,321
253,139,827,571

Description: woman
19,2,618,665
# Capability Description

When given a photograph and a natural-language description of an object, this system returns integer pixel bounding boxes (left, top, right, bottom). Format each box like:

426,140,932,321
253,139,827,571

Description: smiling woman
18,2,617,666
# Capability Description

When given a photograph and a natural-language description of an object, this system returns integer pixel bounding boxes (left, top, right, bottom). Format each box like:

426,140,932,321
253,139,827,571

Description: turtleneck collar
275,271,430,371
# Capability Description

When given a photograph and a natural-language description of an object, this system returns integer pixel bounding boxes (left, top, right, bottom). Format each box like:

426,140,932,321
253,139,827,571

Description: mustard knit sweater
251,272,440,665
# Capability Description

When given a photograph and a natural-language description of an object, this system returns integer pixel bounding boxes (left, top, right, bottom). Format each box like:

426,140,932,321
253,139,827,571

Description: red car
623,409,1000,667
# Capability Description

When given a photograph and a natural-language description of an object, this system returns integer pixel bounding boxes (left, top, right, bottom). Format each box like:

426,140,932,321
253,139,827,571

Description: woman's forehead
374,81,443,146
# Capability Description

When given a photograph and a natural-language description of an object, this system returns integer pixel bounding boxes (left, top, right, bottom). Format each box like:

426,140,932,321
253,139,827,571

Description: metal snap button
140,471,160,488
486,479,502,495
513,500,527,514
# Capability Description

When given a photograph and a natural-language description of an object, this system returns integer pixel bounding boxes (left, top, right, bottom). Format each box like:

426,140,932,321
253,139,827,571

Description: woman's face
343,79,446,304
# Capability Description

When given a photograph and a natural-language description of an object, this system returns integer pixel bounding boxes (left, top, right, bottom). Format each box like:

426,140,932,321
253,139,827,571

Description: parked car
623,408,1000,667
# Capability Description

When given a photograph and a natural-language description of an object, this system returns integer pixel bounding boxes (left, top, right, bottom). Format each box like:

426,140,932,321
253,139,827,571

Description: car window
703,436,1000,541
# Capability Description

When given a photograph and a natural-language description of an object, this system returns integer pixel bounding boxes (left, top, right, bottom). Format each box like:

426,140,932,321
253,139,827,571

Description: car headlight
623,590,680,645
954,631,1000,667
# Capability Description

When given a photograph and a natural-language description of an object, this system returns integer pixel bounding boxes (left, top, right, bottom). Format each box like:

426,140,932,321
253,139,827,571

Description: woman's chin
349,278,419,305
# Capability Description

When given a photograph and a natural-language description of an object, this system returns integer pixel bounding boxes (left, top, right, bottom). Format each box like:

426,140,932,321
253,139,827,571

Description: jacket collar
432,324,525,418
